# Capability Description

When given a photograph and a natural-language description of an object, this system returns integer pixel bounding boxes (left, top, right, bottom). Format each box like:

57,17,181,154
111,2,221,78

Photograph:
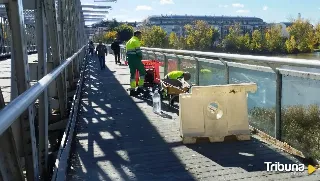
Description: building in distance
141,15,268,38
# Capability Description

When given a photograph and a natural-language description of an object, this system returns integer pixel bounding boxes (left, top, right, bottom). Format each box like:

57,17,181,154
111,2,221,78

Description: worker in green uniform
164,70,191,81
161,71,191,97
126,31,145,89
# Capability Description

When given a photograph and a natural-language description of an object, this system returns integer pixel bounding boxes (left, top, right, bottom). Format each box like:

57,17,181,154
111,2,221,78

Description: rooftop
146,15,264,22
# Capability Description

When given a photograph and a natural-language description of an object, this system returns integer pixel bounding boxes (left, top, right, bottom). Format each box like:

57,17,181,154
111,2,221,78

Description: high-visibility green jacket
166,71,184,79
200,69,211,74
126,36,142,59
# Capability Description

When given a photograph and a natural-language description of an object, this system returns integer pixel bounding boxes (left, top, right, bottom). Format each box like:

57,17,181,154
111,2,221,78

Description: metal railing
120,46,320,160
51,48,88,181
0,0,88,180
0,46,85,134
0,45,86,179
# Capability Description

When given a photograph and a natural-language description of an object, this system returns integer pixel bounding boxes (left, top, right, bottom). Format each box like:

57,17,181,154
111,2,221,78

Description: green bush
249,104,320,160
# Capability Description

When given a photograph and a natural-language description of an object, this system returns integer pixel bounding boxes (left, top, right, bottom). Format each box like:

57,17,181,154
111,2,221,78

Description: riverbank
186,47,320,59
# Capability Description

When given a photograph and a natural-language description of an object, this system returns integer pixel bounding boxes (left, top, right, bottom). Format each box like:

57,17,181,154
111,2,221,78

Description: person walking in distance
126,31,146,89
111,38,121,64
88,41,94,55
96,41,108,70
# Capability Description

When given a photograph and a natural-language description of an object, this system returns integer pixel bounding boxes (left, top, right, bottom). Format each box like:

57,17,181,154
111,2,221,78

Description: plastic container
152,89,161,113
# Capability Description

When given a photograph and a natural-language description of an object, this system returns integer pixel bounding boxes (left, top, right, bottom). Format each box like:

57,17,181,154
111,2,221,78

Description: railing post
35,0,49,178
120,48,124,61
175,54,181,71
275,69,282,140
219,58,229,84
5,0,39,180
153,52,157,61
163,53,168,77
192,56,200,85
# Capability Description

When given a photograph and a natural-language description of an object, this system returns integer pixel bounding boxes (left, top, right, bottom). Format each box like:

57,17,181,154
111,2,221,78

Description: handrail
141,47,320,68
119,45,320,142
0,45,86,135
52,49,88,181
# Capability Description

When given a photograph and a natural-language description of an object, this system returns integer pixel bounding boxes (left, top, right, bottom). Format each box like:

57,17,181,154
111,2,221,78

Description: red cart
135,60,162,85
128,60,163,96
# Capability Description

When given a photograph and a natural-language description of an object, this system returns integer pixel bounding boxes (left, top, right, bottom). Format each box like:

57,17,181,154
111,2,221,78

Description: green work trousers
127,54,146,79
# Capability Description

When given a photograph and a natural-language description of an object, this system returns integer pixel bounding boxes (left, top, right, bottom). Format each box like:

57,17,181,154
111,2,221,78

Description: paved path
0,53,38,103
68,54,320,181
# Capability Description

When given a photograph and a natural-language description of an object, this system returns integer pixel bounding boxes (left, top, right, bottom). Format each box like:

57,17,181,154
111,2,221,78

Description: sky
81,0,320,25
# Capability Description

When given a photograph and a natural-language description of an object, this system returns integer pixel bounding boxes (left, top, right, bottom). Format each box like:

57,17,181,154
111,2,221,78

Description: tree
285,36,298,53
211,29,220,47
184,20,214,51
250,30,265,52
104,31,117,43
169,32,178,48
141,26,167,48
115,24,134,42
177,36,186,50
238,33,251,52
93,33,104,43
314,23,320,49
109,19,120,30
168,32,187,49
286,19,315,53
222,23,242,52
265,25,285,53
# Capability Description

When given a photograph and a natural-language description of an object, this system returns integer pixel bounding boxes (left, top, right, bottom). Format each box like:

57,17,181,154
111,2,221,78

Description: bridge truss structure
0,0,114,181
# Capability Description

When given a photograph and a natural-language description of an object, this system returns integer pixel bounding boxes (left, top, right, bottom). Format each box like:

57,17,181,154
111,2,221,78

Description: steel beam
35,0,48,178
94,0,117,2
73,0,80,78
84,18,104,21
43,0,66,118
5,0,39,180
0,88,24,181
82,10,109,14
81,4,112,9
83,14,106,18
67,0,75,88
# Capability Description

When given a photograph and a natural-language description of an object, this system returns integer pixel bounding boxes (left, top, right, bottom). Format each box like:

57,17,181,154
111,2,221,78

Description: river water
241,52,320,109
162,52,320,109
283,51,320,60
194,52,320,109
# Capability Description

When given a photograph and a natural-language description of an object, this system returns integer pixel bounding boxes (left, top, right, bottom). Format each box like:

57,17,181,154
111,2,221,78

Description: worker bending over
164,71,191,80
161,71,191,96
126,31,146,89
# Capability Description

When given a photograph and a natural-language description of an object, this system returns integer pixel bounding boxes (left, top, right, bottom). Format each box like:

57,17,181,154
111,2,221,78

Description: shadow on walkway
67,54,318,181
68,55,195,180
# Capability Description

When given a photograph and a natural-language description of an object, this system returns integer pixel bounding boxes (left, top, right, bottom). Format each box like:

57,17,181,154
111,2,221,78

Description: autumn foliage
97,19,320,54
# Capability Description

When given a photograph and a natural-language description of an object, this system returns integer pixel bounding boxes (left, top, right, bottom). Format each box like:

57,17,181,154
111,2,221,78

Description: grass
249,104,320,160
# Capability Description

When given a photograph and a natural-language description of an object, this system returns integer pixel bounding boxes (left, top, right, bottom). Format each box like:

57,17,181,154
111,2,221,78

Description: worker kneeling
126,30,146,89
162,71,191,97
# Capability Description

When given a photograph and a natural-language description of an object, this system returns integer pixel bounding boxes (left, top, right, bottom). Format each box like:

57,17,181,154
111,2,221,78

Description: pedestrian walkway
0,53,38,103
68,54,320,181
